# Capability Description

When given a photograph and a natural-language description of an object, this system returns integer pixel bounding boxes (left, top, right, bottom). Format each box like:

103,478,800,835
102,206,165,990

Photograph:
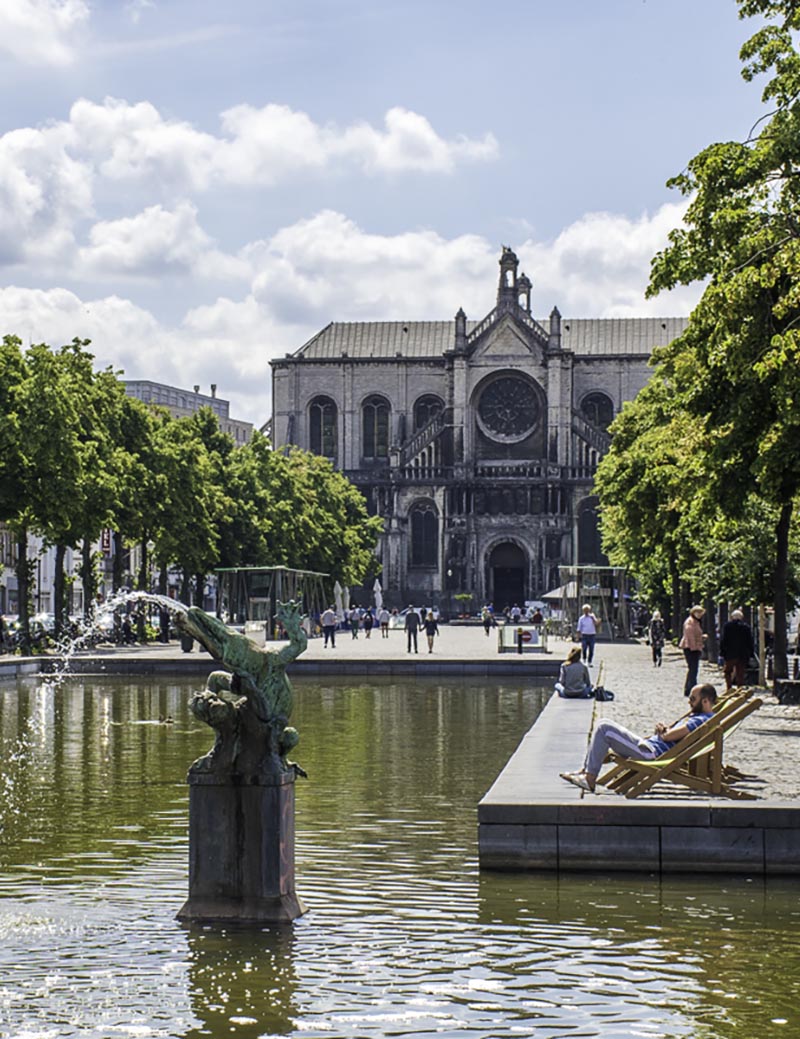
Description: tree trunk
158,562,168,597
137,539,149,591
54,543,66,637
181,567,191,606
670,565,681,639
704,596,718,664
82,536,94,620
15,527,31,654
194,572,204,608
772,499,792,683
112,531,124,592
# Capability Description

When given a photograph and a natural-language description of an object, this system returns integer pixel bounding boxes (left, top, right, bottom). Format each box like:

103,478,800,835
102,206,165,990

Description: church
270,247,686,612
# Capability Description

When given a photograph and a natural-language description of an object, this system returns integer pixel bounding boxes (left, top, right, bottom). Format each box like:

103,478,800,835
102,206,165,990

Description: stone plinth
177,770,307,923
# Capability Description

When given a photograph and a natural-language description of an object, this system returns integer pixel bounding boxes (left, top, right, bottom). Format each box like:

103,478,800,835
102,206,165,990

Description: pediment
471,314,542,361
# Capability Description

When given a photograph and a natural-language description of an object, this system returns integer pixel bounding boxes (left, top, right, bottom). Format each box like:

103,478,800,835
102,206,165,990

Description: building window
309,396,338,460
581,392,614,431
413,394,443,432
362,395,390,459
476,375,541,443
410,502,438,567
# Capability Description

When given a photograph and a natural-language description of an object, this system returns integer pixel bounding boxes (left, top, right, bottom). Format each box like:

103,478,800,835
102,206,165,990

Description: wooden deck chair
597,695,763,799
597,688,754,792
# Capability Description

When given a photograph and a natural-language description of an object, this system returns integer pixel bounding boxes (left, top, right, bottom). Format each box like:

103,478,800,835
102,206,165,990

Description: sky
0,0,768,425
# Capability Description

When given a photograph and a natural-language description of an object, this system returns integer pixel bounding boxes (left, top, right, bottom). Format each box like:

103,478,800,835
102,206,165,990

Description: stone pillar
177,770,306,924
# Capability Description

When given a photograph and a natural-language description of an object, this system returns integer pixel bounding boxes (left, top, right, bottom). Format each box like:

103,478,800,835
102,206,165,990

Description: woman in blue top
560,683,718,792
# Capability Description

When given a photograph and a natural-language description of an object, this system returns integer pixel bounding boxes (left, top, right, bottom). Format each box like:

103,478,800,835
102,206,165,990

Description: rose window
477,376,540,442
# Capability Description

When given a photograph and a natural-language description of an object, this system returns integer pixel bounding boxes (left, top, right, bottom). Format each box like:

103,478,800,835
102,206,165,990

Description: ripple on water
1,677,800,1039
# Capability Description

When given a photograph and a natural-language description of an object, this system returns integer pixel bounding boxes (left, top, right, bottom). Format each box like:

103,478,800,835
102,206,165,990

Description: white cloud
517,203,703,317
0,204,700,426
30,97,499,196
0,123,91,265
79,202,213,275
0,0,89,65
125,0,155,24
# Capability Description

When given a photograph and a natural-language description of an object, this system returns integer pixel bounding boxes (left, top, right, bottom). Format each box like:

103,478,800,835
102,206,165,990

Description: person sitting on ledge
559,683,718,793
555,646,593,699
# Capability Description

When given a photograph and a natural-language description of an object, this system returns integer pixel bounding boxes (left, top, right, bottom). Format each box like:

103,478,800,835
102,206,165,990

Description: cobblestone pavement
578,637,800,802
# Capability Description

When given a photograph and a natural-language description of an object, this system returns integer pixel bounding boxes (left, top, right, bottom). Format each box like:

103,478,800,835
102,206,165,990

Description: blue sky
0,0,766,422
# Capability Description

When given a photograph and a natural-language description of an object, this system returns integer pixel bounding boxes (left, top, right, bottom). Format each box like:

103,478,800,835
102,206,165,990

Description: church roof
293,315,689,360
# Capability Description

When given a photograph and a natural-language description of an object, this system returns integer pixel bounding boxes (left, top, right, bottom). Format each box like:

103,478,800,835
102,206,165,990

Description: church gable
470,314,542,362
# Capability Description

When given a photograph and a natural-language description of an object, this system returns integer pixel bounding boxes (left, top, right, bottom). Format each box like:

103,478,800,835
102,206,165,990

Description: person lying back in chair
560,683,717,793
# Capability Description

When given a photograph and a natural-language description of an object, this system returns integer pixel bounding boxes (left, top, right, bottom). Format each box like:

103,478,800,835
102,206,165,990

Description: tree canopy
597,0,800,677
0,340,381,628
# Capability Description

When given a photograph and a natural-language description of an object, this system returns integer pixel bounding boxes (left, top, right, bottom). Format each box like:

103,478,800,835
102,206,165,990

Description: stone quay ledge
479,639,800,875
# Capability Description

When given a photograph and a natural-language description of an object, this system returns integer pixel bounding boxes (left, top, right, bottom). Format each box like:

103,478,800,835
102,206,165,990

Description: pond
0,675,798,1039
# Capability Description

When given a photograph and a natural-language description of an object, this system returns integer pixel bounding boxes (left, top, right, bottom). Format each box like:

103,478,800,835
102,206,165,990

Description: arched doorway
487,542,526,611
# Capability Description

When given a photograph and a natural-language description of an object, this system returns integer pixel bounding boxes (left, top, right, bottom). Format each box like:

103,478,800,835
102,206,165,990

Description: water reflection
0,675,798,1039
184,925,298,1038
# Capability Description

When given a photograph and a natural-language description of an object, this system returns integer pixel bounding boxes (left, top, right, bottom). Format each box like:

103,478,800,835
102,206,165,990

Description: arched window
413,394,444,432
410,502,438,568
308,396,337,459
581,392,614,431
362,395,390,459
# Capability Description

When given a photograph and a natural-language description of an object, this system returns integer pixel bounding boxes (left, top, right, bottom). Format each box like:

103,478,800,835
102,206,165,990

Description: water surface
0,675,798,1039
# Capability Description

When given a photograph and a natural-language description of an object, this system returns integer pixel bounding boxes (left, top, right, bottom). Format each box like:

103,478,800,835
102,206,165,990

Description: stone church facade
270,248,687,611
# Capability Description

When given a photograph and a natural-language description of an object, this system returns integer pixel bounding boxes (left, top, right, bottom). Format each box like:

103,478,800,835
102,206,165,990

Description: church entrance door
488,542,526,612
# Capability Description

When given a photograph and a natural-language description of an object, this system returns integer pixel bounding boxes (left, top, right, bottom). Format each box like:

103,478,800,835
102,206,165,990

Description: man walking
321,605,337,649
404,604,420,653
720,609,754,689
576,604,600,664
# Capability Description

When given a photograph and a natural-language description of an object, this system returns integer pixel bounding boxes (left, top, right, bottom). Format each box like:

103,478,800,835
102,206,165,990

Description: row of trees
596,0,800,679
0,335,383,652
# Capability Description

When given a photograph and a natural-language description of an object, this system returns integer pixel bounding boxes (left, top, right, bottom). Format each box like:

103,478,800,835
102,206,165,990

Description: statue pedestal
177,770,307,924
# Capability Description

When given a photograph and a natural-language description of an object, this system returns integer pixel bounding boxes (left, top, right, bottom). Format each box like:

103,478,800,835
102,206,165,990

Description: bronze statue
175,599,307,778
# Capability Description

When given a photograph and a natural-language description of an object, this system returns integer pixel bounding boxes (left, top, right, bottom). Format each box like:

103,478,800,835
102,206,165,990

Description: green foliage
0,339,382,605
597,0,800,675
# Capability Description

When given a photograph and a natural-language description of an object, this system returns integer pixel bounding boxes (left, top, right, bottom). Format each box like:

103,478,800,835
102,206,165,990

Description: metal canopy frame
558,565,629,639
215,565,329,639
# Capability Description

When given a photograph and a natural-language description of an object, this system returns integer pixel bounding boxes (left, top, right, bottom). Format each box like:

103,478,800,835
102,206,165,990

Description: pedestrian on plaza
482,606,492,636
321,604,337,648
122,613,135,645
679,605,706,697
531,607,544,627
404,604,420,653
350,606,360,639
378,607,390,638
510,603,521,623
159,607,170,644
555,645,593,698
0,613,6,654
576,604,600,664
424,610,439,653
648,610,666,668
560,683,718,792
363,609,374,639
720,609,754,689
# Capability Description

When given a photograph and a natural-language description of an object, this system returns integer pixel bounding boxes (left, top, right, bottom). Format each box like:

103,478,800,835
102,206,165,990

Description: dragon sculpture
174,599,307,778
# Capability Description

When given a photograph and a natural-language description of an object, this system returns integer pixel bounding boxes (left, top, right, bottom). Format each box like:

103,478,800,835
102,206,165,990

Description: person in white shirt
576,604,600,664
321,606,337,648
378,607,391,638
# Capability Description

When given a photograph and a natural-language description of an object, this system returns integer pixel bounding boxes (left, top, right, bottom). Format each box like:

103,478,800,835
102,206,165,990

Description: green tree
645,0,800,678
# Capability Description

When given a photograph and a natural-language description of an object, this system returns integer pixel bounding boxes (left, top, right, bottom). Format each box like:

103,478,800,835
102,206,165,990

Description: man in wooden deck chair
560,683,717,794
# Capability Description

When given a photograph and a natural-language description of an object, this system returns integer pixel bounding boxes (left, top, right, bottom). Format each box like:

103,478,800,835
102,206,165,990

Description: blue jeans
581,633,596,663
556,682,593,699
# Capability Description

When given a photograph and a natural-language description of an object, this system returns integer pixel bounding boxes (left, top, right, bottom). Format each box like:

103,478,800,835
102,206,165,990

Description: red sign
521,630,532,642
